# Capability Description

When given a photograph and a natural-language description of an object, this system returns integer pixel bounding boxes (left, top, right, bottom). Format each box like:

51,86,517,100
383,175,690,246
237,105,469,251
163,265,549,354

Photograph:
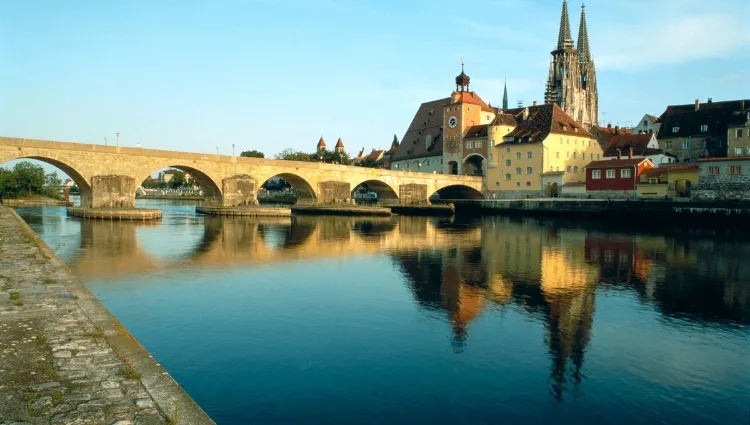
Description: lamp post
232,144,236,157
104,136,108,146
116,132,120,147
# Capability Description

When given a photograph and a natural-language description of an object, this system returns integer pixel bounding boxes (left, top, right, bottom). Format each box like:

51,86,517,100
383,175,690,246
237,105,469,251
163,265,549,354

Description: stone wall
317,181,351,204
221,175,257,207
487,190,543,200
399,184,428,205
695,175,750,201
91,175,135,208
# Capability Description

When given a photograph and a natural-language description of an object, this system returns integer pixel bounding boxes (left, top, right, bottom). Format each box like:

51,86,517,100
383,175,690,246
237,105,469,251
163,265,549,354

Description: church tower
545,1,598,127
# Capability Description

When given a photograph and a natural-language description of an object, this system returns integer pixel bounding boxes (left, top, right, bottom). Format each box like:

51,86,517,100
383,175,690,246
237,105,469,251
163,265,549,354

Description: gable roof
453,91,494,112
602,133,653,157
464,124,489,139
391,98,450,161
586,158,652,168
500,103,592,144
657,99,750,139
317,137,326,147
365,149,385,162
492,112,517,126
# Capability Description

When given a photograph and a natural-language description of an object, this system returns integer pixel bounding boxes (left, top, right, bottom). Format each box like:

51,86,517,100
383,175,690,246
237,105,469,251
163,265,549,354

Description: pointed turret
556,0,574,50
317,136,326,151
502,79,509,111
577,4,591,63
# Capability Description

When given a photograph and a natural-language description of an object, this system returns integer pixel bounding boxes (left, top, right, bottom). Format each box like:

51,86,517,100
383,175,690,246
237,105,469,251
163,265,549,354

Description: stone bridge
0,137,484,208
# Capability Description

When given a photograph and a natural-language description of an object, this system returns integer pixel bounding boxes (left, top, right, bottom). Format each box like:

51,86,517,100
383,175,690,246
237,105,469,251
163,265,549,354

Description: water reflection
13,205,750,420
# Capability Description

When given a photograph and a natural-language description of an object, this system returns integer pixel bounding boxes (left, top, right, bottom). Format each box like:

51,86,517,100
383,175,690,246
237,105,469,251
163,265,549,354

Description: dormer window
672,127,679,133
701,125,708,132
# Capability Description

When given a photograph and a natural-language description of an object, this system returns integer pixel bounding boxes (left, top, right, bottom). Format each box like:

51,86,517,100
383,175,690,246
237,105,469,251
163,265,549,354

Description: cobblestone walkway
0,207,168,425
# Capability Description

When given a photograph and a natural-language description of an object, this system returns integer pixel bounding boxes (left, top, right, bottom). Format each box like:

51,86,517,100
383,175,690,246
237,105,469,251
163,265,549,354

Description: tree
240,150,265,158
392,134,400,148
168,171,186,189
312,149,350,164
275,149,315,162
0,161,62,200
13,161,45,196
43,172,62,199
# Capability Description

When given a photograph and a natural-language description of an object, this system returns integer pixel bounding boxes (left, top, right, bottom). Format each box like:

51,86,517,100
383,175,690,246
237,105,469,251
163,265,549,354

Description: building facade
488,103,601,197
390,98,450,174
695,157,750,200
632,114,658,135
585,157,653,192
727,104,750,157
656,99,749,163
544,1,598,128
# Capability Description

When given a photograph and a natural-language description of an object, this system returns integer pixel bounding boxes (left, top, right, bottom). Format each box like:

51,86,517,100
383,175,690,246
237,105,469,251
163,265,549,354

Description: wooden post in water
64,187,70,205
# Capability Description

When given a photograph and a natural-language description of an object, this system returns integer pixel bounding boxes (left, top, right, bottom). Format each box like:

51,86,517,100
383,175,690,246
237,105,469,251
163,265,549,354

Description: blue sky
1,0,748,161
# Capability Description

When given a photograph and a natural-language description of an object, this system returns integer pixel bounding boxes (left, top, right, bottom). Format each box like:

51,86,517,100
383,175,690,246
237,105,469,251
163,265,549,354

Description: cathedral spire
502,79,508,111
577,4,591,63
556,0,574,50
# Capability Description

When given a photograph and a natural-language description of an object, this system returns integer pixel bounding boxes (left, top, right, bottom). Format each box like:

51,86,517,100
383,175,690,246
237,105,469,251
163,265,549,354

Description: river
12,199,750,425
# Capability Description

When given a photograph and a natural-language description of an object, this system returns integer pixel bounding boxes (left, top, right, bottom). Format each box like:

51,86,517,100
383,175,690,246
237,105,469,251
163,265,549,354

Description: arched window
526,167,533,174
505,173,511,180
516,152,521,160
515,167,522,175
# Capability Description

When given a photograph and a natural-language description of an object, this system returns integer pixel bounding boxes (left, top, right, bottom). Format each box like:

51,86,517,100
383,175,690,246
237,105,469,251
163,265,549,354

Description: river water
13,200,750,425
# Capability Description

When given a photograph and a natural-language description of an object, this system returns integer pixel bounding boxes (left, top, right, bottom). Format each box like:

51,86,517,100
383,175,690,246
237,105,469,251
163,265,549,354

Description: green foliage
168,171,186,189
0,162,62,200
358,157,382,168
240,150,265,158
275,148,315,162
312,149,351,165
392,134,400,148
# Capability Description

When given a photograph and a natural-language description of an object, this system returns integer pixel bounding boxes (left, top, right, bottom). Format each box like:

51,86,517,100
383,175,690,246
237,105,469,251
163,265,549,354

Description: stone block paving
0,208,168,425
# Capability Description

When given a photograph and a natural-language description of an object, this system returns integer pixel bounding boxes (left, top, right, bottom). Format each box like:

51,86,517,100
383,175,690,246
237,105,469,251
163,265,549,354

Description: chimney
708,98,713,104
628,147,634,159
532,100,538,106
607,123,612,129
615,125,619,135
522,107,530,121
695,99,700,111
616,148,622,160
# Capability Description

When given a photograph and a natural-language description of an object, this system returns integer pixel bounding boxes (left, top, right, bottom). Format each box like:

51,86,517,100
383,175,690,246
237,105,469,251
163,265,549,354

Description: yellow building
486,103,601,196
636,165,700,198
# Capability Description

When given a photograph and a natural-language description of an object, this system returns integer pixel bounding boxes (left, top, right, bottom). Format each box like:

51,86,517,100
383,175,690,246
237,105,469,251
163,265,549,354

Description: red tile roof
453,91,494,112
640,168,668,178
335,138,344,148
501,103,592,144
659,164,700,171
657,99,750,139
365,149,385,162
698,156,750,162
492,112,517,126
602,133,654,157
586,158,651,168
317,137,326,147
391,97,451,161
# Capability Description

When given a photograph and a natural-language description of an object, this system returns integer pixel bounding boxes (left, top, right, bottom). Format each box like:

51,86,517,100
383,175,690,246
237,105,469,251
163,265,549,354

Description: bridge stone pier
0,137,484,208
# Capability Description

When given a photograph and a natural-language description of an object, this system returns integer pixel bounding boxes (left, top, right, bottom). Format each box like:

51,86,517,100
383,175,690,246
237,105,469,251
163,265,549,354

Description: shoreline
0,206,214,424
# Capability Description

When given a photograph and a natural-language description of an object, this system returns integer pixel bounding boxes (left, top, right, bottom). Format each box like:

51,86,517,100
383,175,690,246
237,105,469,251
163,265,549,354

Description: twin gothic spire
556,0,591,60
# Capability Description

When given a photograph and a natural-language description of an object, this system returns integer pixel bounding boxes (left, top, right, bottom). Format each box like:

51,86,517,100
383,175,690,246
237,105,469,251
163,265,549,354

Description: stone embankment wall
0,206,214,425
695,175,750,201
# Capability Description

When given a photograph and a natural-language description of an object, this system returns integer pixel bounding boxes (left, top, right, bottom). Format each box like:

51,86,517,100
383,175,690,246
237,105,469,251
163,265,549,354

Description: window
644,120,648,126
467,141,473,149
505,173,511,181
425,160,430,166
682,140,690,149
526,167,533,175
573,152,577,159
701,125,708,132
489,153,493,160
582,153,586,160
709,166,720,175
476,141,482,149
496,181,499,186
747,147,750,155
526,181,531,187
588,140,592,147
736,147,743,155
506,148,510,152
597,154,600,160
621,168,631,178
567,139,570,144
560,138,563,144
574,166,578,173
672,127,679,133
516,152,521,160
395,164,399,168
566,152,570,158
566,166,572,172
556,152,560,159
665,141,672,149
506,159,512,166
592,170,601,179
606,169,616,178
730,166,742,175
516,167,522,175
527,151,532,159
702,140,706,149
516,182,520,187
738,128,744,138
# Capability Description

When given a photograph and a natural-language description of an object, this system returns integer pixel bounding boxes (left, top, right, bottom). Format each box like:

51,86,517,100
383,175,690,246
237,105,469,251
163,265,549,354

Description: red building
585,152,653,191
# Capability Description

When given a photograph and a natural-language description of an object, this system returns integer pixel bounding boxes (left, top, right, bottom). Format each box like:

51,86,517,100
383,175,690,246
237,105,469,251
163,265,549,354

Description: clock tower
442,62,487,175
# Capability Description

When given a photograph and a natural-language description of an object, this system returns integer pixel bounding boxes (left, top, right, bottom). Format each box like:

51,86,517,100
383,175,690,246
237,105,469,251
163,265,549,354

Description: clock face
448,116,458,128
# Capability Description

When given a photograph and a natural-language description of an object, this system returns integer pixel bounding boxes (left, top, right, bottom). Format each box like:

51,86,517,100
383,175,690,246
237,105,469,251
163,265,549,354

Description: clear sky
1,0,748,160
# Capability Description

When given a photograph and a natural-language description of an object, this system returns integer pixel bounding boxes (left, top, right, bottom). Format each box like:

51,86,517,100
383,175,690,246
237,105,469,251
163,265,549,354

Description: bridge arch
351,179,399,205
257,173,317,205
430,184,485,201
0,154,93,206
137,165,223,206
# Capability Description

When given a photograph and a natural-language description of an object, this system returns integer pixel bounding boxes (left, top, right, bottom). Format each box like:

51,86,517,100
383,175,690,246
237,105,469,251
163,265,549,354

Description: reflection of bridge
68,216,482,280
0,137,483,208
